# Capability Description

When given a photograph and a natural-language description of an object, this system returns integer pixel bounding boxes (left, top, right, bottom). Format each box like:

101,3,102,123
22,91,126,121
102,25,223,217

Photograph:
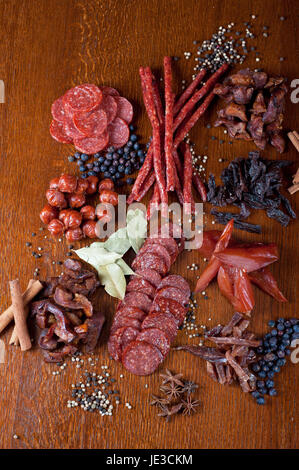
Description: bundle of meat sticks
127,57,229,218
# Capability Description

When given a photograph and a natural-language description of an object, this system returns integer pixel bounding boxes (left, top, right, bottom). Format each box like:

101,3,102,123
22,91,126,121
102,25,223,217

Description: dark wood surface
0,0,298,449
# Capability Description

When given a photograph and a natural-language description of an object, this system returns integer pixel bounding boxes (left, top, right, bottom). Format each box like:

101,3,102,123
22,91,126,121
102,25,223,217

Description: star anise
182,380,199,396
158,403,183,422
150,394,170,408
159,369,184,387
181,395,200,416
160,381,183,400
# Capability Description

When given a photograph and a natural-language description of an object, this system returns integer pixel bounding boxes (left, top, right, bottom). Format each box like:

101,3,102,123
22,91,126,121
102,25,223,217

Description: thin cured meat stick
9,280,32,351
174,165,184,206
9,279,35,346
192,172,207,202
181,142,193,211
143,66,168,206
174,91,216,148
0,280,43,334
173,63,229,132
135,172,156,202
164,57,175,191
172,148,183,180
147,183,160,220
129,144,153,200
173,69,207,115
151,73,164,127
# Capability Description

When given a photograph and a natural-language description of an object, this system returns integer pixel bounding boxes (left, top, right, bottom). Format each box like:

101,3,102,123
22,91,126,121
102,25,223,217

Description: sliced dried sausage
136,328,171,356
122,341,164,376
133,269,162,288
63,84,102,113
115,305,146,319
115,96,133,124
157,274,191,298
152,297,187,326
155,286,190,308
107,117,130,148
146,236,179,263
51,96,67,122
119,292,152,313
100,86,120,97
132,252,168,276
137,243,171,271
50,119,73,144
141,311,179,342
73,108,107,137
126,278,156,299
110,315,142,334
74,130,109,154
98,94,118,124
108,326,139,361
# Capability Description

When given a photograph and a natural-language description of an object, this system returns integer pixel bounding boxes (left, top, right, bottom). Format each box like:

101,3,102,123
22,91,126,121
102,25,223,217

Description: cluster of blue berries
250,318,299,405
68,125,145,186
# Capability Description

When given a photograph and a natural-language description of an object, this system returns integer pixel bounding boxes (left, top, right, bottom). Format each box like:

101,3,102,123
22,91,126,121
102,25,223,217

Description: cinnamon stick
288,183,299,195
9,280,35,346
0,280,43,334
287,131,299,153
9,280,32,351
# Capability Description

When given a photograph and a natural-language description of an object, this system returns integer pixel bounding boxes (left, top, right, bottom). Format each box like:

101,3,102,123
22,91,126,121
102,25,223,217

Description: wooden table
0,0,298,450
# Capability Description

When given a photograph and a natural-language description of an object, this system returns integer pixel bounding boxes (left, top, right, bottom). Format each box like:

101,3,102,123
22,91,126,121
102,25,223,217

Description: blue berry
79,166,86,172
133,143,140,150
268,388,277,396
109,167,116,175
277,350,285,358
267,371,275,379
268,320,275,327
115,172,121,179
262,365,270,372
107,146,115,152
271,329,278,336
293,325,299,333
265,380,274,389
98,156,105,163
285,349,291,356
269,337,277,347
123,146,129,153
273,366,280,373
257,381,265,389
117,148,124,155
81,173,87,179
277,323,285,331
118,165,125,173
252,364,261,372
81,154,89,161
104,171,111,178
88,171,96,176
126,177,134,185
251,391,260,398
68,156,75,162
276,358,286,367
258,371,266,378
256,397,265,405
100,165,107,172
127,140,133,147
93,153,100,159
137,149,144,157
93,167,100,173
130,134,137,142
125,166,132,175
259,387,267,395
74,152,81,159
129,125,135,131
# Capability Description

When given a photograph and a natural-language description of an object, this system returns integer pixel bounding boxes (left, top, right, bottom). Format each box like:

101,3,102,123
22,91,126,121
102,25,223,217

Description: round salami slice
108,326,139,361
74,130,109,154
155,286,189,308
63,84,102,113
146,236,179,264
133,269,162,288
98,94,117,124
100,86,120,97
120,292,152,313
115,96,133,124
152,297,187,326
73,108,107,137
107,117,129,148
114,306,146,323
141,311,179,342
132,253,168,276
50,119,73,144
126,278,156,299
122,341,164,376
51,96,67,122
136,328,171,356
110,315,142,334
138,243,171,271
157,275,191,298
64,115,86,139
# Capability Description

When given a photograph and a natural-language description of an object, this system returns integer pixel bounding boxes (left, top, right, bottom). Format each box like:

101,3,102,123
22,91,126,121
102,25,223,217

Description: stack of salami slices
108,228,190,376
50,84,133,154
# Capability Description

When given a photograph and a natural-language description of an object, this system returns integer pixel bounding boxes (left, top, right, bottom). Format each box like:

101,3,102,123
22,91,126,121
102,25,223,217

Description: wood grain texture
0,0,298,449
